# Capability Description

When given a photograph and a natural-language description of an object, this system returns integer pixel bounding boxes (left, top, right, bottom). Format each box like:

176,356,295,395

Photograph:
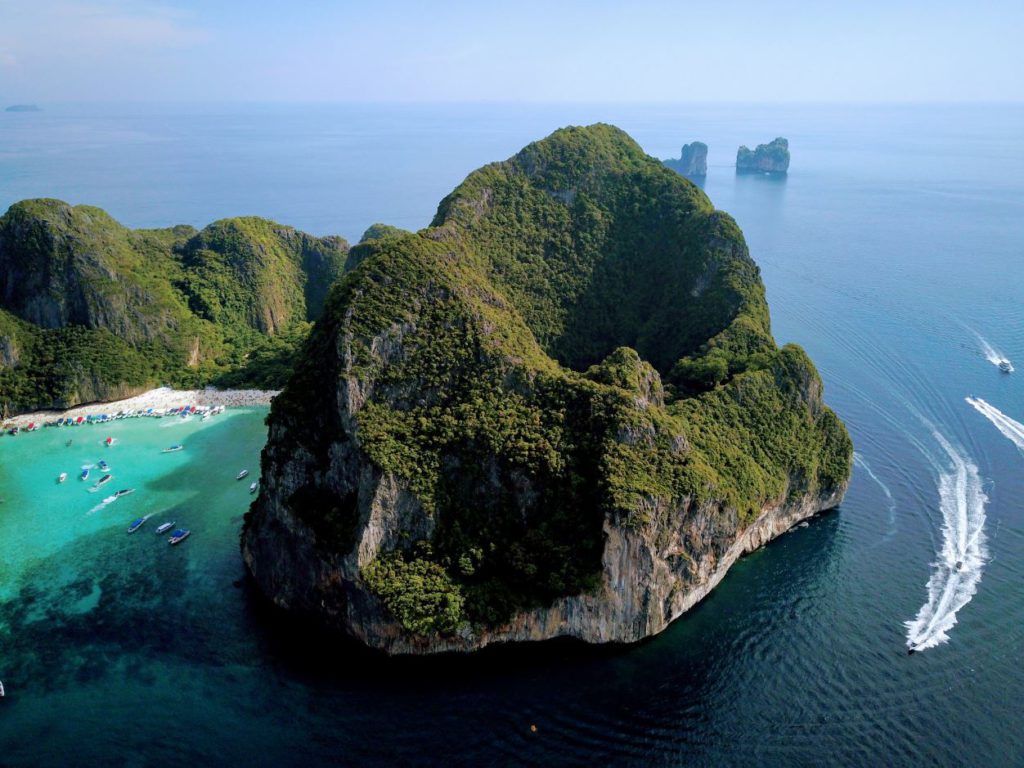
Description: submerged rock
242,124,851,655
663,141,708,177
737,137,790,174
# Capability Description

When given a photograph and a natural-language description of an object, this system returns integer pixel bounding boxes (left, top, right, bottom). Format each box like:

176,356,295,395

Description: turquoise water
2,104,1024,765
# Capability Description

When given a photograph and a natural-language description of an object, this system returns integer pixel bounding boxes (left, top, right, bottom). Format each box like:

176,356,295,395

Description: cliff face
663,141,708,177
242,124,852,654
0,200,348,412
737,137,790,173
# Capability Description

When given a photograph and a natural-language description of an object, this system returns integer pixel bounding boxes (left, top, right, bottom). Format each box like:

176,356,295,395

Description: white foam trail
853,452,897,538
966,397,1024,454
976,334,1013,370
904,431,988,651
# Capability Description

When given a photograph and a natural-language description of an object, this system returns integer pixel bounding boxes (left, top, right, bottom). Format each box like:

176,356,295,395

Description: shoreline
1,387,279,431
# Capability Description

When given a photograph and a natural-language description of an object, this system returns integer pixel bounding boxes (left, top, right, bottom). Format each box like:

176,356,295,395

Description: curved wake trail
853,452,897,539
966,397,1024,454
905,431,988,652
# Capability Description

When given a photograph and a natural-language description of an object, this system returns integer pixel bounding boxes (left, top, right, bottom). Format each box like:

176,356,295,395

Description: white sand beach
1,387,279,430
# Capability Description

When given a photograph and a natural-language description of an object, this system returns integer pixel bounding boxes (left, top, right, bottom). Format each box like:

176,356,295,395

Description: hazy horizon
1,0,1021,104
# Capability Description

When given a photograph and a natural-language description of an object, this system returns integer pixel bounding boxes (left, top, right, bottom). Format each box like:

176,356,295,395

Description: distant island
5,104,42,113
663,141,707,177
737,137,789,174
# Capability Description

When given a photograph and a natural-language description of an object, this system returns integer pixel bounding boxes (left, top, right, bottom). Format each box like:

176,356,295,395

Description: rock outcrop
663,141,708,177
737,137,790,174
242,124,852,654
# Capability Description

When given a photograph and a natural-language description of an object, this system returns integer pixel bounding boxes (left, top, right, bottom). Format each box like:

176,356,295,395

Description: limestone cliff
0,200,348,412
663,141,708,177
242,124,852,654
737,137,790,174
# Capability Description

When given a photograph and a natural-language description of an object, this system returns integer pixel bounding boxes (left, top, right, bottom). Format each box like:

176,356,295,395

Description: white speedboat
57,472,68,484
249,481,258,494
236,469,249,481
999,360,1013,373
155,521,175,535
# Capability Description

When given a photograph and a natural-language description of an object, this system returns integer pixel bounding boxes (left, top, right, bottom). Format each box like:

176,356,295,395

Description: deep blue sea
1,103,1024,766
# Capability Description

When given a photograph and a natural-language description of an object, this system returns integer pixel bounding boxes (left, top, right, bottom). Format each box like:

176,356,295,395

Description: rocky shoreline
1,386,278,431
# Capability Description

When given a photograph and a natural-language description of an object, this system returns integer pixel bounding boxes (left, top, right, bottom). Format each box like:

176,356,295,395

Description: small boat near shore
57,472,68,484
168,528,191,545
249,481,258,494
236,469,249,481
162,444,184,453
128,516,150,533
89,474,113,492
155,521,175,535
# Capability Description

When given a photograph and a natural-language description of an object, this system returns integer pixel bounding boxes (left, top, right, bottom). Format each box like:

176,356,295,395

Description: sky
0,0,1021,103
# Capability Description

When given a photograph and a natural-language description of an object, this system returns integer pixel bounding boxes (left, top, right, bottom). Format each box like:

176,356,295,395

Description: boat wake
966,397,1024,454
978,335,1013,372
853,452,897,540
905,431,988,652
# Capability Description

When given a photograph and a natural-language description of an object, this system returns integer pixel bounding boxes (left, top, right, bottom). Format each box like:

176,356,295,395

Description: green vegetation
256,124,852,637
737,137,790,173
0,200,348,412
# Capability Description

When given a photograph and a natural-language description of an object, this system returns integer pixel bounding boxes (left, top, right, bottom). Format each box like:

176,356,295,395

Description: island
663,141,708,177
5,104,42,112
737,137,790,173
0,201,348,413
241,124,852,654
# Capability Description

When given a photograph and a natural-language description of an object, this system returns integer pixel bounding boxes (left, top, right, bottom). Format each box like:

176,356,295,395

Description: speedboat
114,488,135,498
127,517,147,533
168,528,191,545
105,436,115,446
236,469,249,481
999,360,1013,373
97,460,110,472
955,560,963,571
162,444,184,453
57,472,68,484
155,521,175,535
249,481,258,494
80,468,90,481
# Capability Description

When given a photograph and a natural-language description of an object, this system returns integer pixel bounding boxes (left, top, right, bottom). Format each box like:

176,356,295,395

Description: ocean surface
1,103,1024,766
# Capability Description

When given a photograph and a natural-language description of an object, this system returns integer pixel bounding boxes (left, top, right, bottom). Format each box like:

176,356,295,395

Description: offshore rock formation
737,137,790,174
243,124,852,654
0,200,347,412
663,141,708,177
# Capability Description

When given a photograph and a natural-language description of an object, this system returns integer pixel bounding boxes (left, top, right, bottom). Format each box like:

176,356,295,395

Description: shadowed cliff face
0,200,348,412
242,124,853,654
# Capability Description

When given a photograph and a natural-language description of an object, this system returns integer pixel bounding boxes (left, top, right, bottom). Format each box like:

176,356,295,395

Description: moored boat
155,521,175,535
249,481,258,494
58,472,68,483
168,528,191,545
162,444,184,453
127,517,147,533
236,469,249,481
80,468,90,481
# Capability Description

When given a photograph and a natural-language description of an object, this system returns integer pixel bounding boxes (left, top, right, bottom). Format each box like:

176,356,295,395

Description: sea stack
241,124,852,655
663,141,708,177
737,137,790,174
